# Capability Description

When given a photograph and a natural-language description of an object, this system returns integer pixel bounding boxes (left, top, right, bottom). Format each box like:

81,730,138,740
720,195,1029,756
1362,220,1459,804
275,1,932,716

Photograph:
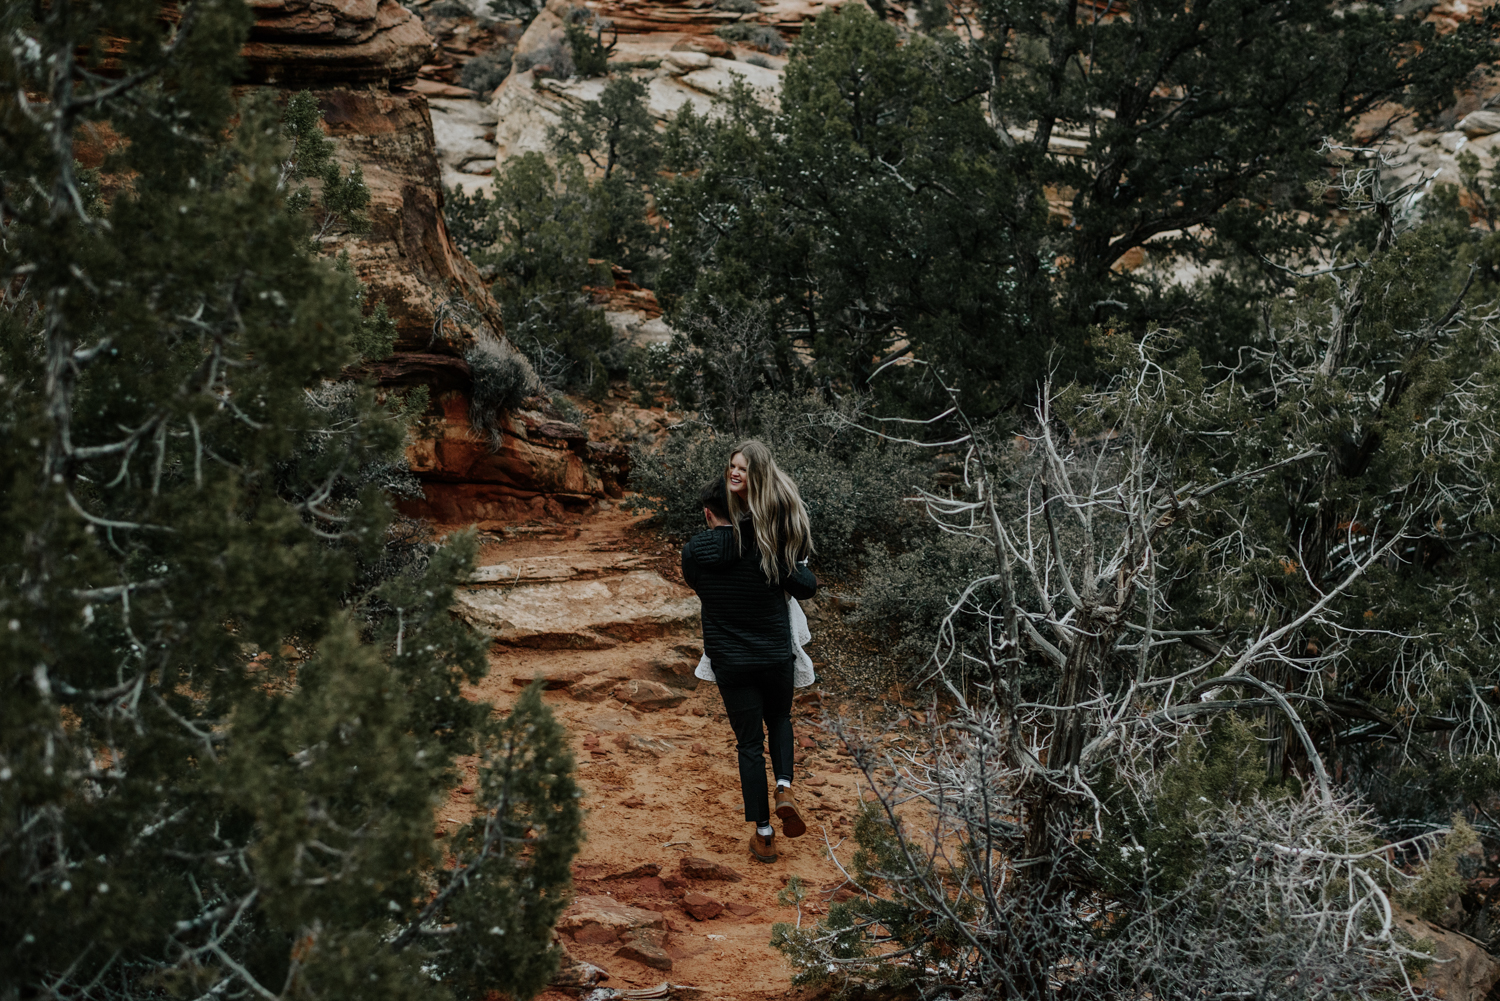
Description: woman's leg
718,679,771,825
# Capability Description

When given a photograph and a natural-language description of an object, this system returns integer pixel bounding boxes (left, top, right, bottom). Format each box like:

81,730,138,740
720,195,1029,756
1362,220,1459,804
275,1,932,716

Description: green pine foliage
446,79,666,398
0,5,576,999
627,392,923,571
447,154,616,397
658,1,1498,414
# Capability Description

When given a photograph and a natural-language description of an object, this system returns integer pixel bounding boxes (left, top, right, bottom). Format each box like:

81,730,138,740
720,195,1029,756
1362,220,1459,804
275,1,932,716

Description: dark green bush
565,19,614,78
446,155,614,397
460,46,513,94
713,22,787,54
852,531,998,676
628,392,925,572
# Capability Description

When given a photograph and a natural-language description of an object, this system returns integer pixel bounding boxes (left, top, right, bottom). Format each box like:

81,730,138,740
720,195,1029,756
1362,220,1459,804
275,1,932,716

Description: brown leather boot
749,830,777,863
774,787,807,838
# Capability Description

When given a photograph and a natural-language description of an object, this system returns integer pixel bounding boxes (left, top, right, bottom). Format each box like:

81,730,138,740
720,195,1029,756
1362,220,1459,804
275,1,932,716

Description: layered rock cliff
244,1,644,524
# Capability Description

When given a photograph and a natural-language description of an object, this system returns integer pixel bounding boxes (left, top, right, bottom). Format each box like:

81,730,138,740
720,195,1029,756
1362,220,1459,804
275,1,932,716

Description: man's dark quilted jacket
681,521,817,678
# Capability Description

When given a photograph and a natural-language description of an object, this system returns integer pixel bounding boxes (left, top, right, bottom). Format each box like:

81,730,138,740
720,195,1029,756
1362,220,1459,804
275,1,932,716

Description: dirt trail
448,509,874,1000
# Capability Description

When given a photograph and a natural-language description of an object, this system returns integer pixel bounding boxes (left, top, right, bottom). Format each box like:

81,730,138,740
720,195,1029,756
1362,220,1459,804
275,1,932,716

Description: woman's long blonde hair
726,440,814,584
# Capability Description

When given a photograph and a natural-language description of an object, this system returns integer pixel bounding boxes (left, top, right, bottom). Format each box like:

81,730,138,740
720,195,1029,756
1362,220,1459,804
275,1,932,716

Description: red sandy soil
440,509,888,1000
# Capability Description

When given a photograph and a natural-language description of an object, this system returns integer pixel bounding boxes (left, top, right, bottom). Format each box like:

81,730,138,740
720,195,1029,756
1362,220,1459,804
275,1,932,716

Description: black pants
717,660,795,824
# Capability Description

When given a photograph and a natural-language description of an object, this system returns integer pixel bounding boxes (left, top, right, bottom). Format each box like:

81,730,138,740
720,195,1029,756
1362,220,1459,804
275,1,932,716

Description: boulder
679,857,744,882
1459,109,1500,138
665,50,712,74
614,679,689,711
558,895,665,945
672,36,733,58
681,892,724,920
1397,907,1500,1001
615,929,673,971
550,945,609,988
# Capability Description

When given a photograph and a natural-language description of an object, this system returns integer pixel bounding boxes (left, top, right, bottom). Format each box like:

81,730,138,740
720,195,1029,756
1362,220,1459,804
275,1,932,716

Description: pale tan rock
1458,109,1500,138
242,0,430,85
1397,907,1500,1001
678,58,781,102
467,552,651,583
558,895,666,945
665,50,712,73
514,3,568,62
454,571,700,647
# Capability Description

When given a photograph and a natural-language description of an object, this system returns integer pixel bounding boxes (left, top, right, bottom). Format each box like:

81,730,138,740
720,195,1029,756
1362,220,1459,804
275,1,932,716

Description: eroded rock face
243,0,431,85
237,1,636,524
313,88,507,353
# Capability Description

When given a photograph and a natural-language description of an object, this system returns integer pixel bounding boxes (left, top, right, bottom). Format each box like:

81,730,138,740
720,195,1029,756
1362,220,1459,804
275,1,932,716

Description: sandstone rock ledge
243,0,432,86
235,1,636,524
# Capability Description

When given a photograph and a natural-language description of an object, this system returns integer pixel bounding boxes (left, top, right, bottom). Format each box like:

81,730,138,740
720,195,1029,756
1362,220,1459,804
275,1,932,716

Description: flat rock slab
679,857,743,882
558,895,665,945
681,892,723,920
510,667,592,690
616,936,673,971
611,733,676,757
616,679,689,711
455,571,699,648
467,552,652,584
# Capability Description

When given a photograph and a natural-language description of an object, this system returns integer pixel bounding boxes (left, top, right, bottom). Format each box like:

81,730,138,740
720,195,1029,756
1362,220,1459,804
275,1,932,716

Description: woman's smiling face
728,453,749,498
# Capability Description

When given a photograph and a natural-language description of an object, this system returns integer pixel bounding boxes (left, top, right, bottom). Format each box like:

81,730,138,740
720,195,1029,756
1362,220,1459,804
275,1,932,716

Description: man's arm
782,562,817,601
682,526,735,587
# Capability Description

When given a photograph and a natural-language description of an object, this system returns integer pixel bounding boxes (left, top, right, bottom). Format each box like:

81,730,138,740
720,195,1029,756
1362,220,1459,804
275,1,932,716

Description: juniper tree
657,2,1498,412
0,4,578,999
770,151,1500,994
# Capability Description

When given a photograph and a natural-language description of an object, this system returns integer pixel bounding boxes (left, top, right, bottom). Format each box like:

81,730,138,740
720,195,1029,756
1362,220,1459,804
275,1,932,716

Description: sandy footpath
442,510,883,999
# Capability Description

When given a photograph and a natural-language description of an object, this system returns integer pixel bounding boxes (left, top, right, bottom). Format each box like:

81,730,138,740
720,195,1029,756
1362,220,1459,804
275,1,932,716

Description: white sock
756,823,774,837
776,779,791,789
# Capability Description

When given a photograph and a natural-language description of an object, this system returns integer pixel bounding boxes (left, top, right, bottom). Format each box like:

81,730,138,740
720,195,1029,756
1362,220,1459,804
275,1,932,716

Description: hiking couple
681,441,817,865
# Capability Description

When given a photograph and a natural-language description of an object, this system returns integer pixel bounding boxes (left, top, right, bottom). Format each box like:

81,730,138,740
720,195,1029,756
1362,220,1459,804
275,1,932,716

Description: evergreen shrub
460,47,514,93
713,22,787,53
628,392,924,572
467,335,540,441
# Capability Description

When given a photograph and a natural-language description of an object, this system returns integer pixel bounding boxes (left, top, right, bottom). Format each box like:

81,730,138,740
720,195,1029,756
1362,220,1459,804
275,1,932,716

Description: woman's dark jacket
681,521,817,675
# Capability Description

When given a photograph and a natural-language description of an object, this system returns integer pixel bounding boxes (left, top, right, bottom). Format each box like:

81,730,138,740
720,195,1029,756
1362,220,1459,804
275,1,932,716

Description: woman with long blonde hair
680,441,817,864
725,440,814,583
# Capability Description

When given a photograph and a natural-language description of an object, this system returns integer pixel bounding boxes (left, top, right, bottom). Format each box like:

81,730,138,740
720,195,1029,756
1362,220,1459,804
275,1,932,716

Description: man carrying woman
681,441,817,863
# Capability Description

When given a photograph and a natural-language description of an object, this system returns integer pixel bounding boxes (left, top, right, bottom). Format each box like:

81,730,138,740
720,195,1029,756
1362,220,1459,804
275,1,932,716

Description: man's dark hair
698,476,729,520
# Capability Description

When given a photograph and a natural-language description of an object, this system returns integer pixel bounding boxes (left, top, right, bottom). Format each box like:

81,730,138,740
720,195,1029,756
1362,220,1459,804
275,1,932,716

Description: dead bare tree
780,251,1500,991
